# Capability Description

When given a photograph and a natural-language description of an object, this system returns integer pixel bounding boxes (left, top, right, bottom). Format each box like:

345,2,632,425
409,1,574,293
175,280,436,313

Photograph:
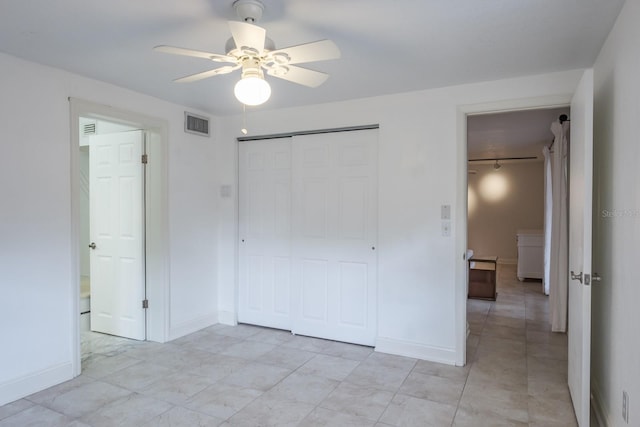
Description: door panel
90,130,145,340
568,69,594,427
292,130,378,346
238,139,293,330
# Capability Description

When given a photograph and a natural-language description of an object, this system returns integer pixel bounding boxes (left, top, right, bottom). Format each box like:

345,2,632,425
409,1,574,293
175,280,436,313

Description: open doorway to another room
70,99,170,376
465,106,571,371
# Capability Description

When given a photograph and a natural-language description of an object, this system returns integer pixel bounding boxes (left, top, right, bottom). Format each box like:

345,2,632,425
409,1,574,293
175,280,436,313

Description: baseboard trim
217,310,237,326
168,312,218,341
375,337,457,365
591,379,611,427
0,362,73,406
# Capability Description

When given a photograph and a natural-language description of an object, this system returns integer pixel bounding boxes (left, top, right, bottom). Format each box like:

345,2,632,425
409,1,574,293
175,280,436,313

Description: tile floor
0,265,579,426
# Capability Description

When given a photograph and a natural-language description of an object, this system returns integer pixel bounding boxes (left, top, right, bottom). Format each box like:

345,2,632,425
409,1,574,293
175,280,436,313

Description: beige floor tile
412,359,470,382
528,394,578,426
80,393,172,427
0,405,74,427
320,340,374,361
39,381,132,419
245,328,294,345
300,407,376,426
144,406,223,426
398,371,465,406
185,383,262,419
320,382,394,421
458,382,529,423
265,372,338,405
345,361,411,392
453,406,528,426
221,361,291,391
102,361,175,392
0,399,34,422
259,346,316,370
297,354,360,381
81,353,142,379
185,353,249,382
379,393,457,427
220,340,277,360
226,394,315,426
140,371,215,405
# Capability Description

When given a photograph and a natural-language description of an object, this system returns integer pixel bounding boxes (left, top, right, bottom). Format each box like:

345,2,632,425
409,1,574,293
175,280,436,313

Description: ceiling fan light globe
234,76,271,106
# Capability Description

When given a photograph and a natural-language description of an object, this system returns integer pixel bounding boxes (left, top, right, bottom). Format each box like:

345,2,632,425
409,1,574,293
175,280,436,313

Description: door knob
570,270,583,283
88,242,96,250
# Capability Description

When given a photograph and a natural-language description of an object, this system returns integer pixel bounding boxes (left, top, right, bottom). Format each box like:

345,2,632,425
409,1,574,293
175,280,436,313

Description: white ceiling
0,0,624,116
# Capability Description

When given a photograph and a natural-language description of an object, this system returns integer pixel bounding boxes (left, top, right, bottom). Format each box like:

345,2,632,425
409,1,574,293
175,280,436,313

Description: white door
291,130,378,346
568,69,594,426
238,138,293,330
89,130,146,340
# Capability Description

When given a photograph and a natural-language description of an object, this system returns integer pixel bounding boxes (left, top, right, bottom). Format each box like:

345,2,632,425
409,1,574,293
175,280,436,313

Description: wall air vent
184,112,210,137
83,122,96,136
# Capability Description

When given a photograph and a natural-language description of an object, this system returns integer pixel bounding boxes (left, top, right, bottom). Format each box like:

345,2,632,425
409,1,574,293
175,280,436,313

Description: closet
238,128,378,346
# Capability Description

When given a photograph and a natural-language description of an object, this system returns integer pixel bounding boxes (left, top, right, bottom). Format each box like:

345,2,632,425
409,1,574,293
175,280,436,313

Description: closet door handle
88,242,97,250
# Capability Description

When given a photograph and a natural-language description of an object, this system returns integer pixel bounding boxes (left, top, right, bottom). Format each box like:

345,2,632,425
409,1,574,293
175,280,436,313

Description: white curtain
542,146,552,296
549,120,569,332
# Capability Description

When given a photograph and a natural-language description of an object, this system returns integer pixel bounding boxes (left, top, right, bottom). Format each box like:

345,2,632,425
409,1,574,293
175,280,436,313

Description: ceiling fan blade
267,65,329,88
174,65,237,83
153,45,235,63
228,21,266,53
269,39,340,65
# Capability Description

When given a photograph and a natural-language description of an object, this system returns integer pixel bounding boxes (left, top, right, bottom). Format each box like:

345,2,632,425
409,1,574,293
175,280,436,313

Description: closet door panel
238,139,292,330
291,129,378,346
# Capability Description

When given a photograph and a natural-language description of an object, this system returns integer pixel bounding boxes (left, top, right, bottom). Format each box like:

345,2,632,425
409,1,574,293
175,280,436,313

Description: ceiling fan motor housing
233,0,264,23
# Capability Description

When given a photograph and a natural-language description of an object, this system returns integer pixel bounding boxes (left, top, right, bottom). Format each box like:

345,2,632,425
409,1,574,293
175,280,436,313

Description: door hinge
141,154,148,164
142,299,149,309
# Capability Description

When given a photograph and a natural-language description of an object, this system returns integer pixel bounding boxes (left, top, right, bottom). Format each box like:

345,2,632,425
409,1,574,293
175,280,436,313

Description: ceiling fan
154,0,341,106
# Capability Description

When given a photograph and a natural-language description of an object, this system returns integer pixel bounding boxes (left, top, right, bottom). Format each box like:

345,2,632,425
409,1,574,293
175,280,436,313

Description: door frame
455,94,574,366
69,98,170,376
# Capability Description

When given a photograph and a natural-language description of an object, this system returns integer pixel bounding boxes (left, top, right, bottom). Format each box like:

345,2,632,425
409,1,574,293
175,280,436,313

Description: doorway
70,98,170,376
465,105,570,353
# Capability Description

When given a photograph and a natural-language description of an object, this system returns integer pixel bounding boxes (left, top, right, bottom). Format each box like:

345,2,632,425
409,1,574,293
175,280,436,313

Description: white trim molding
375,337,457,366
0,362,73,406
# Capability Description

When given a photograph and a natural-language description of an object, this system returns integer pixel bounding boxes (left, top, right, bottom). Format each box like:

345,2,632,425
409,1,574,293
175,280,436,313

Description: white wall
0,52,218,405
215,69,583,363
468,162,544,262
592,0,640,425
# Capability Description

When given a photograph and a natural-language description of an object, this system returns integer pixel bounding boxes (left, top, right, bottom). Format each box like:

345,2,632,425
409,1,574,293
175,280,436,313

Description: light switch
441,204,451,220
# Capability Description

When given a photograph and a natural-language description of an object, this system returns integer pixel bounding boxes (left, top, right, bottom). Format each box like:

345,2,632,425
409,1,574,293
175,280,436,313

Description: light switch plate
441,204,451,220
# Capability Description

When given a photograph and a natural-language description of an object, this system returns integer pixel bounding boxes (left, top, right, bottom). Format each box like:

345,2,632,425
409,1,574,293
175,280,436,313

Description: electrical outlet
623,390,629,423
441,221,451,237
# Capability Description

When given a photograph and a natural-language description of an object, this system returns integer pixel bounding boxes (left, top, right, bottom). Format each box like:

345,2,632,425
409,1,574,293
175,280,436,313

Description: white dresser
517,229,543,281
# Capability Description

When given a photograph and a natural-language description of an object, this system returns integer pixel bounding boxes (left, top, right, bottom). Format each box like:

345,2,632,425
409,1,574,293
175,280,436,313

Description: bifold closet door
291,130,378,346
238,138,292,330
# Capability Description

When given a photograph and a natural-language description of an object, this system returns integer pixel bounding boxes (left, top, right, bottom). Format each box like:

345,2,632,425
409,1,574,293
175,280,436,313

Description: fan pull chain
241,104,248,135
